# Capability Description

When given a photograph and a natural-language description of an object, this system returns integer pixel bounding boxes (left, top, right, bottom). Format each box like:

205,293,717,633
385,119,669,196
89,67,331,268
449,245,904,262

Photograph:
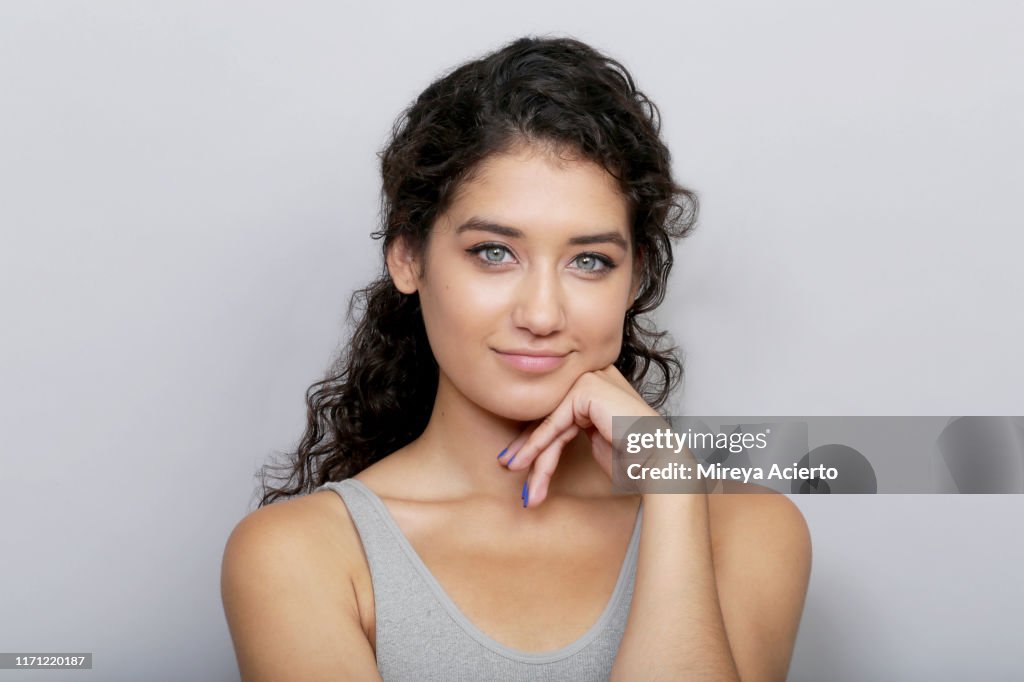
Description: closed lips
493,349,571,373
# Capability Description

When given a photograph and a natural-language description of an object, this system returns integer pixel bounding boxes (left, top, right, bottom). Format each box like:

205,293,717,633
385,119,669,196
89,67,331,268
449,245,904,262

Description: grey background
1,1,1021,680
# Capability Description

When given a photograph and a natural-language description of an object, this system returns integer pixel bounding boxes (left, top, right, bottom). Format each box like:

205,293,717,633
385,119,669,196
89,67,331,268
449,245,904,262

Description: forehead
439,148,631,237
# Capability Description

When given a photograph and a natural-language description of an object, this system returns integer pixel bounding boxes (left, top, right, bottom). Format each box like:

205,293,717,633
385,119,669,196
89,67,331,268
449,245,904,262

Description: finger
524,423,579,508
507,391,588,472
498,420,541,467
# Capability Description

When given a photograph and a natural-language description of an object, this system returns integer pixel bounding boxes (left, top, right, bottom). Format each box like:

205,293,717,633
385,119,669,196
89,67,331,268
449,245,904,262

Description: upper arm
220,501,382,682
712,491,812,682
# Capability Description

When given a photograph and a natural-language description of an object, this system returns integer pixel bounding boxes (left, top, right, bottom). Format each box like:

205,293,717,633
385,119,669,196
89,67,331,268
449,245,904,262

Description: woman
221,35,811,681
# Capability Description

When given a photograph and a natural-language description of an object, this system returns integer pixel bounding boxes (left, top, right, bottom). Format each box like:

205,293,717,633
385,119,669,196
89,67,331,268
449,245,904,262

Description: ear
385,235,420,295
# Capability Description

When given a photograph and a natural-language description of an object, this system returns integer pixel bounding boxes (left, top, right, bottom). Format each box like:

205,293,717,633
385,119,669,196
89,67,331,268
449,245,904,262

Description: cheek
418,278,496,357
574,296,628,359
593,295,628,333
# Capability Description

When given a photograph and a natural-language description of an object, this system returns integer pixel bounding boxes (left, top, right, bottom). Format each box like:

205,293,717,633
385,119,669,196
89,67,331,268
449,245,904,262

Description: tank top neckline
341,477,644,664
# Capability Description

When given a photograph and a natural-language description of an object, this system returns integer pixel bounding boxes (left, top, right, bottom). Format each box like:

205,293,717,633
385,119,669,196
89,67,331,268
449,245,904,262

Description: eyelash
466,243,617,275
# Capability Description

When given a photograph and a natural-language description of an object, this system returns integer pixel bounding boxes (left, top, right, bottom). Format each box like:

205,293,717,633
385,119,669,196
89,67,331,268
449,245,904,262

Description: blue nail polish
506,454,516,466
522,481,529,508
497,448,507,460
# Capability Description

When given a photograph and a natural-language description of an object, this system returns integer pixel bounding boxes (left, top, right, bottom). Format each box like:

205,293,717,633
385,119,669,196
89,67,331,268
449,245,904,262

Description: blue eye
468,244,514,265
572,253,616,274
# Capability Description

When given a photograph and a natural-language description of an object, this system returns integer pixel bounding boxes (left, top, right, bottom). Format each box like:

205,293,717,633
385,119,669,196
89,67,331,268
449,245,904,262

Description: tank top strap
314,478,427,592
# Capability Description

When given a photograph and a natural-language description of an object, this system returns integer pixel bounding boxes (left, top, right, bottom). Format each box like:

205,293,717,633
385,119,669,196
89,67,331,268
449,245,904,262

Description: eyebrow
454,217,629,251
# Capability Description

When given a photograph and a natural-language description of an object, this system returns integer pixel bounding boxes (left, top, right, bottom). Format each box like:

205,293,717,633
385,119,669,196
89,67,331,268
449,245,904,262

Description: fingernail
522,481,529,508
497,448,507,460
506,454,516,466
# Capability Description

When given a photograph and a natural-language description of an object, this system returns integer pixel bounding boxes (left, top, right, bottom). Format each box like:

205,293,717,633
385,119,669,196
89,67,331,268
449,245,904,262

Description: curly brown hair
256,35,698,507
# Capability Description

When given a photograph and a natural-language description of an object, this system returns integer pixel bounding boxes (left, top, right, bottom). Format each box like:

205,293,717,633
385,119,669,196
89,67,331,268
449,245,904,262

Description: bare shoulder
708,484,812,682
220,491,381,681
708,482,812,558
224,490,365,580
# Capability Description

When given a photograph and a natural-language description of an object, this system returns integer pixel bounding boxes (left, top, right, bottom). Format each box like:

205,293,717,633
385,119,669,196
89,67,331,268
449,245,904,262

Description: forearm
610,492,741,681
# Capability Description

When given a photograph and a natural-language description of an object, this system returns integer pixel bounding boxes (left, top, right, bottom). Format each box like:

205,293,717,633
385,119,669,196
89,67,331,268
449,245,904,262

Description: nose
511,268,567,336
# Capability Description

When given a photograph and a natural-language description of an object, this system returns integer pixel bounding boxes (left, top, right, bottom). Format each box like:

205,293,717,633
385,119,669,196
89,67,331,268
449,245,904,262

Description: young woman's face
389,145,640,421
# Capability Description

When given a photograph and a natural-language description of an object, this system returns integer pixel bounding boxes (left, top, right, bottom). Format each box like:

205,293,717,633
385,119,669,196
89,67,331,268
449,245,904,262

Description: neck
399,373,609,502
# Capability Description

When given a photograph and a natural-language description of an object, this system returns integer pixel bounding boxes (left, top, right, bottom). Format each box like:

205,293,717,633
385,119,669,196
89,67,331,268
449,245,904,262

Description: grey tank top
314,478,644,682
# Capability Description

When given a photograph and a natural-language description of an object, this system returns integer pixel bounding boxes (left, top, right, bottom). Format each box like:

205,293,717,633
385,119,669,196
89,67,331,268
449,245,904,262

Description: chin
496,406,555,423
479,390,566,423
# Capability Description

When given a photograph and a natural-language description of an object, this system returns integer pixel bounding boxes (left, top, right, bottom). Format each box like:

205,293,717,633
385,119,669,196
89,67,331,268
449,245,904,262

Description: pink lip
494,350,569,374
